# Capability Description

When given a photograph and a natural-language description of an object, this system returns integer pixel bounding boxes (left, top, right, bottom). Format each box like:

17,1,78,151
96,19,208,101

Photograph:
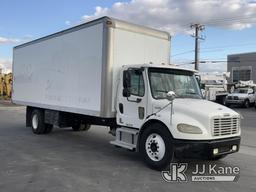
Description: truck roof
123,63,197,73
14,16,170,49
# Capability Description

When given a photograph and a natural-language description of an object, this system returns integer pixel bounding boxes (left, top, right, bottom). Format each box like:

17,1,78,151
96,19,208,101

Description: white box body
12,17,170,118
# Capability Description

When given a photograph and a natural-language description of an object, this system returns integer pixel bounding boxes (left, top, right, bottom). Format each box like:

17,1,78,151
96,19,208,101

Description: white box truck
12,17,241,170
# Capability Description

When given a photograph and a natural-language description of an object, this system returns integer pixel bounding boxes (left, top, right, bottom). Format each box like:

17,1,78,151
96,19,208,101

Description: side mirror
195,75,201,85
166,91,176,101
123,70,131,97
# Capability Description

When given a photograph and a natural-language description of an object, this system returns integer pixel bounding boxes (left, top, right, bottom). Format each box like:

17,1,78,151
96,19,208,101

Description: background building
227,52,256,83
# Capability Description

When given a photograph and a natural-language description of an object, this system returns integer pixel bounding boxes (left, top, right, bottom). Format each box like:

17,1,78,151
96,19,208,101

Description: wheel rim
145,133,165,161
32,114,39,130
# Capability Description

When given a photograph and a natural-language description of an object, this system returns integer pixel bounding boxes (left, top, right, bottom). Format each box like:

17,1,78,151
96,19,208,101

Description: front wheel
139,123,174,170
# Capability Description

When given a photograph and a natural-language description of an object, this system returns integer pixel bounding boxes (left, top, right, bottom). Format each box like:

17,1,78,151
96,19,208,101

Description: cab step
110,127,139,150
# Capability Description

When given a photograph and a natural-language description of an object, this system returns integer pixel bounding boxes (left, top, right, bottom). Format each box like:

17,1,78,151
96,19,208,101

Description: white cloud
199,62,227,73
0,37,20,44
65,20,71,25
81,0,256,34
173,62,227,73
0,58,12,74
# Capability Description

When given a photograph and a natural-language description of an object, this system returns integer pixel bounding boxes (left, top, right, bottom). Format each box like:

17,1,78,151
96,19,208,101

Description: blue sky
1,0,256,73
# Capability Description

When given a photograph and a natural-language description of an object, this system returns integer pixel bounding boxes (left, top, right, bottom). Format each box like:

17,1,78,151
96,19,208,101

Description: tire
31,109,47,134
244,99,250,108
139,123,174,170
72,123,91,131
208,155,227,161
44,124,53,134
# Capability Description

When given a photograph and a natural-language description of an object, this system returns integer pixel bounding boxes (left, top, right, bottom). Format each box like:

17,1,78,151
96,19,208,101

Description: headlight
177,123,203,134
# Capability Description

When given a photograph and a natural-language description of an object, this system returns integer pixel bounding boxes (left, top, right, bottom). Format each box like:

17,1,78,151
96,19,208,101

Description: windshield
234,88,248,93
148,68,202,99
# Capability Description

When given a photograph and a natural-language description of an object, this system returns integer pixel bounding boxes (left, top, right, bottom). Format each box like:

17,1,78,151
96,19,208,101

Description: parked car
225,87,256,108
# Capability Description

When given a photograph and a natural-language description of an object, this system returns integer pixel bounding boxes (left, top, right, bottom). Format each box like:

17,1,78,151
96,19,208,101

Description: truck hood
173,98,238,118
172,98,240,139
151,98,240,139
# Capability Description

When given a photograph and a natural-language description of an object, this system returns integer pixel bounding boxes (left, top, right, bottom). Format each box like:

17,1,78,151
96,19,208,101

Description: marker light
213,148,219,155
232,145,237,151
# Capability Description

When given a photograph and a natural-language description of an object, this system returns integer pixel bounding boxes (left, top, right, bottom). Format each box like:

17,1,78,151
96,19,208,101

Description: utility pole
191,24,205,71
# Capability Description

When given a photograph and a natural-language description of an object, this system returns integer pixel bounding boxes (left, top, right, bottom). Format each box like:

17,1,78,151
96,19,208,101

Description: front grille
234,96,239,100
213,117,240,136
227,96,239,100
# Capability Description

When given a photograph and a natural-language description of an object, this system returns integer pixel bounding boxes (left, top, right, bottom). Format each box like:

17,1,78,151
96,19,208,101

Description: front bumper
226,99,244,105
173,136,241,159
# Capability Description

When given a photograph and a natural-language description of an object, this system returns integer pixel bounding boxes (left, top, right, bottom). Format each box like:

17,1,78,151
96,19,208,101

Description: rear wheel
139,123,174,170
72,123,91,131
31,109,52,134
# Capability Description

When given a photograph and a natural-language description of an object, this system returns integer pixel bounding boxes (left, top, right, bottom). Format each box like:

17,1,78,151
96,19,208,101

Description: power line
176,59,256,66
201,42,256,50
172,50,194,57
172,42,256,58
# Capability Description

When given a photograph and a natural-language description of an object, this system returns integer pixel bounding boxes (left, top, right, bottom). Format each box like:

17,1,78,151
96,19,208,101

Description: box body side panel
13,23,104,116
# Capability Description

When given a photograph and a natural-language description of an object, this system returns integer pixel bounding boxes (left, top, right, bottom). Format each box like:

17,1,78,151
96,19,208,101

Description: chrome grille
213,117,239,136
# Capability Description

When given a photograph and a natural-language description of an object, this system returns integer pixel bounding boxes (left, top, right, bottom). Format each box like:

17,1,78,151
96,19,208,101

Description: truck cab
111,64,241,169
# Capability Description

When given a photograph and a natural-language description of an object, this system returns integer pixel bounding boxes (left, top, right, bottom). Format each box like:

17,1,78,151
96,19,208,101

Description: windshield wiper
185,91,197,95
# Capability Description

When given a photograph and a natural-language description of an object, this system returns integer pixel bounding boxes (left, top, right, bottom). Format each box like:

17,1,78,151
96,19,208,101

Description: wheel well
244,99,250,104
136,119,173,152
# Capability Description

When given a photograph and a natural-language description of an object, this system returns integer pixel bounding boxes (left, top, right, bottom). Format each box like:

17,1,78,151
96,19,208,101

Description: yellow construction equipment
5,73,12,98
0,74,4,96
0,73,12,99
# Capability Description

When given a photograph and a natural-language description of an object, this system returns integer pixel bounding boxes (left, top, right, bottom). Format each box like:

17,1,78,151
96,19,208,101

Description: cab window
130,70,145,97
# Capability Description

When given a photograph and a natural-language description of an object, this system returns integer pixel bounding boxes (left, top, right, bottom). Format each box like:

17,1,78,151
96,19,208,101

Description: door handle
127,97,142,103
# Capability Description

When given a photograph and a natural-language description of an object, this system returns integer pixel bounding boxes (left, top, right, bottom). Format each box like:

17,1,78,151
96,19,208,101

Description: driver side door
117,68,147,128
